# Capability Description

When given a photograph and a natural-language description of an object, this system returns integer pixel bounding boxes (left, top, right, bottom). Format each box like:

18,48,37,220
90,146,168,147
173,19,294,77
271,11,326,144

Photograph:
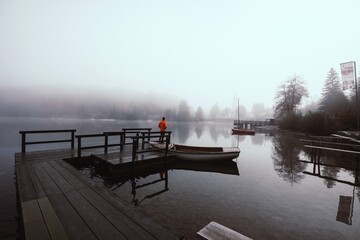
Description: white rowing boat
149,141,240,161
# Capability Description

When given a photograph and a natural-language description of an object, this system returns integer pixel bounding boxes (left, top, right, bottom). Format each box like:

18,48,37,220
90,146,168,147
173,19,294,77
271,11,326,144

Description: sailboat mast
237,98,239,129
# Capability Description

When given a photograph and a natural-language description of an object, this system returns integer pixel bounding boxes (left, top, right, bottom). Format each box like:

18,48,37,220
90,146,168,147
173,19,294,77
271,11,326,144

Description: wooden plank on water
16,147,178,240
49,160,88,189
31,162,62,196
38,197,69,240
40,161,75,193
22,199,50,240
78,187,157,240
16,164,37,202
48,193,97,240
331,134,360,143
304,145,360,155
64,189,126,240
197,221,252,240
55,158,178,240
26,164,47,198
88,184,178,240
55,158,98,188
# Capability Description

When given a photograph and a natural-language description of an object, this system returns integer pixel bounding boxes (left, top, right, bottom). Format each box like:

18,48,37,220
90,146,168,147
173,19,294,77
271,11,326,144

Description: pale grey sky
1,0,359,112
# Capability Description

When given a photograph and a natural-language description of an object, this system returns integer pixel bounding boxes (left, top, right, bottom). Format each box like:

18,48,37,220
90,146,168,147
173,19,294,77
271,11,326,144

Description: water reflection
271,133,306,184
66,155,239,207
299,143,360,225
194,124,204,139
209,124,231,143
175,123,191,143
251,134,265,145
130,171,169,206
301,148,360,188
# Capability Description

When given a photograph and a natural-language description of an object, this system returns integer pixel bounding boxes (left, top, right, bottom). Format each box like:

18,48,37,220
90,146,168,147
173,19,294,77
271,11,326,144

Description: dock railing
131,131,172,162
103,131,125,153
19,129,76,153
122,128,152,145
19,128,160,157
140,131,172,149
76,129,155,157
76,133,106,158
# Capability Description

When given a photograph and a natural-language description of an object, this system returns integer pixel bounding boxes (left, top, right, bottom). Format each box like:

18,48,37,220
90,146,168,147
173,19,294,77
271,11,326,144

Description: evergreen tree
194,106,204,121
209,103,220,119
319,68,349,118
177,100,191,121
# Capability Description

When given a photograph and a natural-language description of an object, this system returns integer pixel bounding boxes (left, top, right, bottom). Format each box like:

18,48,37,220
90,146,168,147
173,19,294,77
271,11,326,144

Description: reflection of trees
209,123,232,143
194,124,204,139
319,154,341,188
272,133,306,184
301,148,357,189
176,123,191,143
209,125,219,143
251,134,265,145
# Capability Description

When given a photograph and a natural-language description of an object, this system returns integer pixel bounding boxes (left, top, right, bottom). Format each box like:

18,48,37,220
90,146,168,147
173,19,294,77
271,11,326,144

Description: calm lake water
1,117,360,240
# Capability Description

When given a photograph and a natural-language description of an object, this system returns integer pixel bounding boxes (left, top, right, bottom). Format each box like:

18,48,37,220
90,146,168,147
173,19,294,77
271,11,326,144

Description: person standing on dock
158,117,167,141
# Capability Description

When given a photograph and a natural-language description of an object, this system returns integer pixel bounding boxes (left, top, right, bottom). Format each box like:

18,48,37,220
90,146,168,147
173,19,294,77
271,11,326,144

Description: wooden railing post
21,132,26,153
132,138,138,162
147,129,151,141
77,137,82,158
165,135,170,158
136,132,139,150
104,133,108,154
141,132,148,149
71,130,75,149
120,133,124,151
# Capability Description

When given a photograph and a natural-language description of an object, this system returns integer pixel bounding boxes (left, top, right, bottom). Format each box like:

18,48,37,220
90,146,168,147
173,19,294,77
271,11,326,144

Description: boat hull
149,141,240,161
173,151,240,161
231,128,255,135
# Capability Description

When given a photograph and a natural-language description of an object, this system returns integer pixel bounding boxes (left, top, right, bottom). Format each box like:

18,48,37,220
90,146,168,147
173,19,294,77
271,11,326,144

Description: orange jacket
158,120,167,132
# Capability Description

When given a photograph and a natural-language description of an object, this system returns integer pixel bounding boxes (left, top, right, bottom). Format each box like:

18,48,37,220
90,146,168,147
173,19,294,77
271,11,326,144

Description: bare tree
274,74,308,118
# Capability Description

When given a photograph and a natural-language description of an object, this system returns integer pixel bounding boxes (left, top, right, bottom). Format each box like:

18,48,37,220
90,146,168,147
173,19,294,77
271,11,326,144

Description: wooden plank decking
15,148,178,240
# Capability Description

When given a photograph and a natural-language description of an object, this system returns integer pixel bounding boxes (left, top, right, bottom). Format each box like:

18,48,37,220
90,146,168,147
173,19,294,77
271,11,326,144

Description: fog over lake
1,117,360,239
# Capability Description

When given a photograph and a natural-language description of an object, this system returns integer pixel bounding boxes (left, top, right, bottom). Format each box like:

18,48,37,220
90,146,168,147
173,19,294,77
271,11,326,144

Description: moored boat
149,141,240,161
232,98,256,135
231,128,255,135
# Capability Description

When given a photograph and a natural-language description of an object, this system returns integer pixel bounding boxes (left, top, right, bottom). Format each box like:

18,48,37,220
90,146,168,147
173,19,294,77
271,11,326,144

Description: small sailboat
232,98,255,135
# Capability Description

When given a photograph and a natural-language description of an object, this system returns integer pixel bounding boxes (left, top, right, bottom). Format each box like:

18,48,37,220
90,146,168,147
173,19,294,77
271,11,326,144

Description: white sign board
340,61,356,90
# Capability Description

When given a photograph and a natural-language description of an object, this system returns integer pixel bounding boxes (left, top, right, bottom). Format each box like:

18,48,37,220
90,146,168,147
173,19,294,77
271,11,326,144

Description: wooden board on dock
197,221,252,240
15,148,178,240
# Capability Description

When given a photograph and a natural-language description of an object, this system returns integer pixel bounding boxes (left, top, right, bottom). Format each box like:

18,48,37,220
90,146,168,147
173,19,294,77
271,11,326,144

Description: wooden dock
15,129,179,240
